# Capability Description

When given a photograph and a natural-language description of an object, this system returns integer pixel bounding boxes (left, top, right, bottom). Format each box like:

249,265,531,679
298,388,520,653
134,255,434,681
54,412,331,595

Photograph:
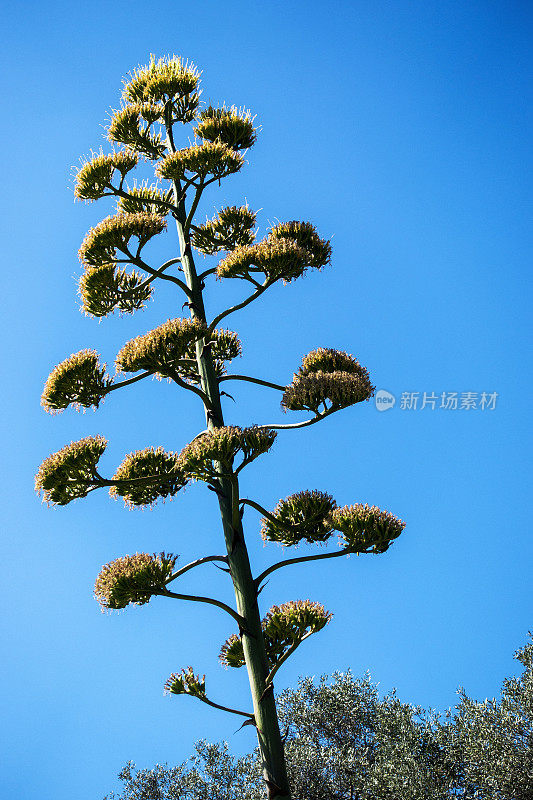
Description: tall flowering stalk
36,55,405,800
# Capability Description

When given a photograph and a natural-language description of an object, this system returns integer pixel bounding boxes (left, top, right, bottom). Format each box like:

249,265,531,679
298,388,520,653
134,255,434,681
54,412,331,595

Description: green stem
166,121,291,799
255,547,357,589
155,588,245,627
219,375,287,392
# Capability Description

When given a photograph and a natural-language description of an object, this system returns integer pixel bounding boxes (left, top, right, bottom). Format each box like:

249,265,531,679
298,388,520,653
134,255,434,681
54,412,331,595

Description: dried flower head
115,317,207,377
123,55,200,105
74,150,138,201
110,447,187,508
282,349,375,413
220,600,332,670
179,426,276,482
94,552,178,610
41,349,111,413
191,205,257,255
269,221,331,269
78,212,166,268
79,264,152,318
35,435,107,505
261,490,337,546
108,103,166,160
157,141,244,183
116,183,172,216
330,503,405,553
164,667,206,698
195,105,257,150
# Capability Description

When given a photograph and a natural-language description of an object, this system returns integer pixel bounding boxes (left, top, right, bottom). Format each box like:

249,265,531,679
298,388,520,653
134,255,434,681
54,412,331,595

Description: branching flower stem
183,691,255,721
207,280,273,335
163,113,292,798
254,547,359,590
255,407,337,431
219,375,287,392
166,554,229,583
155,587,245,628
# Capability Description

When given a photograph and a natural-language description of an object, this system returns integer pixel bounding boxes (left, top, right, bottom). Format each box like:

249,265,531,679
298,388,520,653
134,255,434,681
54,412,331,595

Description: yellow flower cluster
109,447,187,508
192,205,257,255
217,221,331,284
108,103,166,160
79,264,152,318
261,490,337,546
123,55,200,104
78,212,166,268
330,504,405,554
35,435,107,505
220,600,332,670
282,348,375,413
164,667,206,698
194,105,257,150
179,425,276,481
157,141,244,183
74,150,138,201
41,349,111,413
94,552,178,610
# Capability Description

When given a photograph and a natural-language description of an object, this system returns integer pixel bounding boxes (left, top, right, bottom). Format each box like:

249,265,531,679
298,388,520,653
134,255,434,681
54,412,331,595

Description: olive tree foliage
35,54,406,800
107,635,533,800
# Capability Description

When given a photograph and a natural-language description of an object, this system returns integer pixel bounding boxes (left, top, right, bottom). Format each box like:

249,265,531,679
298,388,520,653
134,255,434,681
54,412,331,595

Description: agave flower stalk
36,55,405,800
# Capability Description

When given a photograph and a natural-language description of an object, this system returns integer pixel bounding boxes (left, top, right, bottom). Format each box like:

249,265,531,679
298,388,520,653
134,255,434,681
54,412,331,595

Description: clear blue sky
1,1,531,798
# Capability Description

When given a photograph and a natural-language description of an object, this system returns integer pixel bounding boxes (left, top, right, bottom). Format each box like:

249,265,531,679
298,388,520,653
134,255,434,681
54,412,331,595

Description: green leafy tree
36,55,405,800
107,634,533,800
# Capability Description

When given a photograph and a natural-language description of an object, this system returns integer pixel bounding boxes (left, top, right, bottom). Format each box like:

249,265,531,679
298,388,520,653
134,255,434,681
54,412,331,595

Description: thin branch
166,554,228,583
254,407,337,432
166,369,213,408
255,547,357,589
187,693,254,720
103,371,155,395
155,587,245,627
185,181,205,234
208,280,272,335
132,255,193,296
219,375,287,392
264,631,315,689
198,267,217,281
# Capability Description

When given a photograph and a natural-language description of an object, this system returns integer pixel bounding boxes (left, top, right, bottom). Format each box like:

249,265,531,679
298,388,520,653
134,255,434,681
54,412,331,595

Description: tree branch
208,280,273,335
219,375,287,392
254,547,357,589
254,407,337,432
166,554,229,583
264,631,315,689
155,587,245,627
166,369,214,408
103,371,155,395
185,693,255,721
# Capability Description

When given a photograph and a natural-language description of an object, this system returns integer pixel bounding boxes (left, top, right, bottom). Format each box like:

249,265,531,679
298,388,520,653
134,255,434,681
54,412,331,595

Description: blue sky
1,1,532,798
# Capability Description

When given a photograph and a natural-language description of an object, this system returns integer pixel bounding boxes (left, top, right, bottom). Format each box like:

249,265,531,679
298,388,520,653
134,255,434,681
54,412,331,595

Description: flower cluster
74,151,138,201
114,317,206,377
191,205,257,255
282,348,375,413
194,105,257,150
78,212,166,268
269,221,331,269
35,435,107,505
115,318,241,381
179,426,277,482
164,667,206,698
261,490,337,546
79,264,152,318
110,447,187,508
220,600,332,670
216,221,330,284
122,55,200,105
94,552,178,610
329,503,405,553
156,141,244,183
117,184,172,216
41,349,112,413
108,103,166,160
